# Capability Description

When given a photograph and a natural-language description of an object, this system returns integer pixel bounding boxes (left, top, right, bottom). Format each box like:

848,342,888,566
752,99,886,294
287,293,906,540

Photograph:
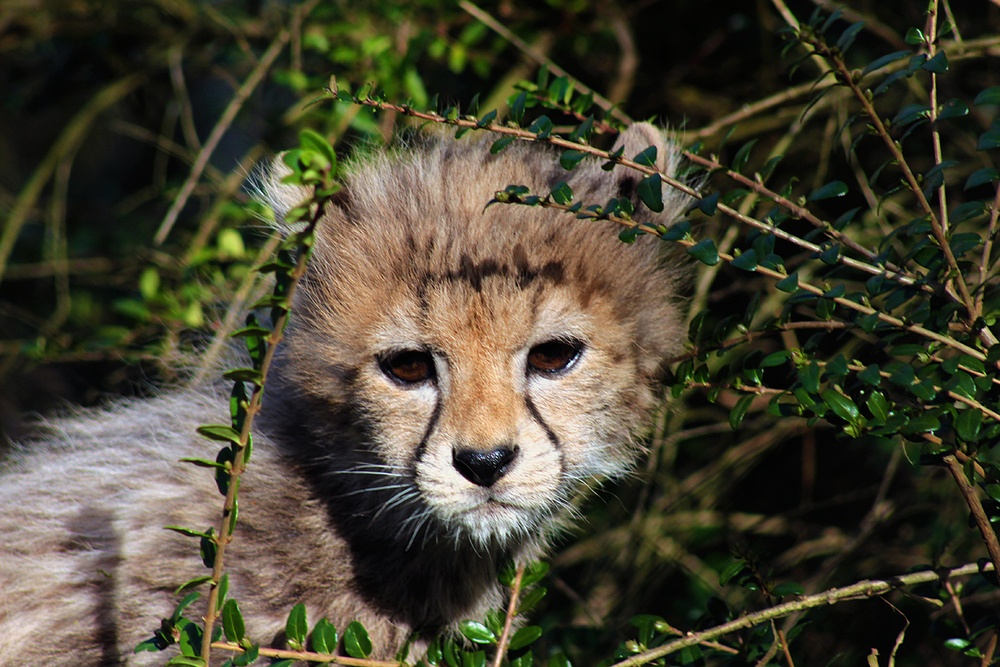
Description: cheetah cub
0,123,687,665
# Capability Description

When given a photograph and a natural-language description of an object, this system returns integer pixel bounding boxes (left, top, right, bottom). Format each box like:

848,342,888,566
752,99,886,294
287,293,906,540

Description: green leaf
731,139,757,174
729,394,755,430
299,128,336,167
965,168,999,190
719,561,746,586
173,592,201,621
217,573,229,611
223,368,263,384
618,226,641,244
938,98,969,120
975,86,1000,106
633,145,657,167
771,581,805,597
858,364,882,386
660,220,691,241
196,425,242,446
508,626,543,651
944,638,973,652
176,618,204,658
165,526,212,539
730,248,758,271
861,50,910,76
951,201,987,224
509,91,527,124
229,325,270,339
548,181,573,206
775,272,799,292
174,575,213,594
517,586,547,615
821,390,864,426
568,115,594,143
528,116,553,139
200,530,217,569
697,191,719,216
286,603,308,650
344,621,372,658
835,21,865,52
166,658,206,667
921,51,949,73
139,266,160,300
978,129,1000,150
559,150,587,170
548,653,571,667
686,238,719,265
222,599,245,643
808,181,848,201
459,621,497,644
311,618,339,654
955,409,983,442
231,644,260,667
522,561,550,587
904,27,925,45
490,136,516,154
637,174,664,212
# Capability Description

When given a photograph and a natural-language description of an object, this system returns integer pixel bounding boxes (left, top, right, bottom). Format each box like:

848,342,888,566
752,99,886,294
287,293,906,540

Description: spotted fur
0,124,687,665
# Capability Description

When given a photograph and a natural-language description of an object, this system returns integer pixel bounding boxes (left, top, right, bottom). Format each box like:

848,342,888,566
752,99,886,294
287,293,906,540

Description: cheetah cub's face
359,255,641,546
275,127,684,550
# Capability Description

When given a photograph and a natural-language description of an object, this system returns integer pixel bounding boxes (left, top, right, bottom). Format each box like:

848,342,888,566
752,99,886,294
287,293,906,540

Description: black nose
453,446,518,487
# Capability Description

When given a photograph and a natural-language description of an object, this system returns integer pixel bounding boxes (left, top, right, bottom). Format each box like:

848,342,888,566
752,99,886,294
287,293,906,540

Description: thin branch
458,0,631,125
925,1,949,236
609,562,994,667
801,31,980,335
0,73,145,283
682,150,921,288
155,0,321,245
491,564,526,667
943,455,1000,576
211,642,400,667
199,195,330,662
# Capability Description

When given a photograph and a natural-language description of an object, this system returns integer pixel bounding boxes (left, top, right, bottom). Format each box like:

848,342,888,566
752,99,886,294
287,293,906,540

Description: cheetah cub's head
266,124,688,551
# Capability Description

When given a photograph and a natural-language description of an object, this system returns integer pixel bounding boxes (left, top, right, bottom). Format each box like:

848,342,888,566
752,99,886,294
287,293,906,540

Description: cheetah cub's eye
379,350,436,385
527,340,583,375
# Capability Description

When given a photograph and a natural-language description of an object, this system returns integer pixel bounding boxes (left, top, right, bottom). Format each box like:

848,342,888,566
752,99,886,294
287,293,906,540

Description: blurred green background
3,1,1000,664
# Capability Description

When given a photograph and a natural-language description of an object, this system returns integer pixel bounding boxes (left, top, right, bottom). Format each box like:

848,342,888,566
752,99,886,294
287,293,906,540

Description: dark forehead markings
415,252,566,294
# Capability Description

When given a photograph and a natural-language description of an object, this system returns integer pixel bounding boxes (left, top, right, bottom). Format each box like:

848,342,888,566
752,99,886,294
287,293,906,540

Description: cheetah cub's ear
609,122,686,216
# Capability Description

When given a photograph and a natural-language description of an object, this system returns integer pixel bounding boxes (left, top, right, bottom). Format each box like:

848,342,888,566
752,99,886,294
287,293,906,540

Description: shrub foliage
3,1,1000,665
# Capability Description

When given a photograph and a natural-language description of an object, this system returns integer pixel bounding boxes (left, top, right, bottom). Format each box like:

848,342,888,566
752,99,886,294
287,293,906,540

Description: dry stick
191,234,283,387
609,561,994,667
457,0,631,126
198,200,328,662
154,0,321,245
210,642,400,667
943,454,1000,576
974,178,1000,320
925,1,949,236
692,34,1000,141
0,73,145,283
491,564,526,667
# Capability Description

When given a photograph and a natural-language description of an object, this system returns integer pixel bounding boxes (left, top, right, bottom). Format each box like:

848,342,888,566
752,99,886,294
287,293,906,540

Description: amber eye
527,340,583,374
379,350,436,385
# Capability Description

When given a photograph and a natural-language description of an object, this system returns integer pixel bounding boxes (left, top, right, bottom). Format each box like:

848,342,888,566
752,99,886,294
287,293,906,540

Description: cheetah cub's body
0,124,686,665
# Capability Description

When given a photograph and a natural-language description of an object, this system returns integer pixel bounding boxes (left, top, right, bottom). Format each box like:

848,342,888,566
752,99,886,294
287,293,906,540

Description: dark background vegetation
2,1,1000,665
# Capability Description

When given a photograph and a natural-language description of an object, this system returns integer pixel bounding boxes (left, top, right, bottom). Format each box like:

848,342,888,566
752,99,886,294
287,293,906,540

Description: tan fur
0,124,687,665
